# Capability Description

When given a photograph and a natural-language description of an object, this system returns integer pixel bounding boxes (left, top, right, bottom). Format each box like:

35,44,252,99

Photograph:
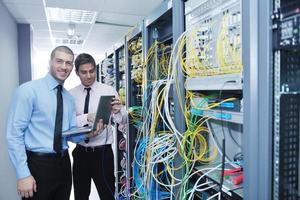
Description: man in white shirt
69,53,127,200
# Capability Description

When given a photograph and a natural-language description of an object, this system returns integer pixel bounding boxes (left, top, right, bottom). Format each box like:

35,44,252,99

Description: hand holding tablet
62,95,114,136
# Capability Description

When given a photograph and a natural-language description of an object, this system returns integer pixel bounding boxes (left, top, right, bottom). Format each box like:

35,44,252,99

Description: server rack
115,45,126,106
128,1,175,199
98,48,125,198
96,0,276,198
112,44,127,199
184,0,243,199
272,0,300,199
145,3,173,112
124,23,144,198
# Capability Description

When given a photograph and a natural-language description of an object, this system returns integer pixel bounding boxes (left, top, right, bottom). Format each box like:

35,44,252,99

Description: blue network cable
133,138,171,199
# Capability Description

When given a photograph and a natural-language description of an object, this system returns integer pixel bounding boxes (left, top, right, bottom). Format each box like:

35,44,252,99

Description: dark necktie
54,85,63,152
84,87,91,143
84,87,91,114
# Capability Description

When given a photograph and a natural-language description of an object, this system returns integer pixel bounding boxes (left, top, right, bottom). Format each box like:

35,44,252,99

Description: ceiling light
46,7,97,24
67,23,76,38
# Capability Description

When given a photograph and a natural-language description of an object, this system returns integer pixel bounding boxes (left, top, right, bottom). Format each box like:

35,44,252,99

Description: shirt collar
80,81,97,93
45,73,64,91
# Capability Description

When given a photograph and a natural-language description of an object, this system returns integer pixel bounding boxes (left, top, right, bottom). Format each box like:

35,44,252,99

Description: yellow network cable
179,15,243,78
131,22,243,198
159,44,172,77
118,87,126,105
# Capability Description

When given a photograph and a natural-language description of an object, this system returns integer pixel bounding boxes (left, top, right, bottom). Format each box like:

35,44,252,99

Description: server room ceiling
2,0,164,61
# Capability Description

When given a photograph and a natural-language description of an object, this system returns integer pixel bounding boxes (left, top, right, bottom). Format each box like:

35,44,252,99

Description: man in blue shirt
6,46,102,200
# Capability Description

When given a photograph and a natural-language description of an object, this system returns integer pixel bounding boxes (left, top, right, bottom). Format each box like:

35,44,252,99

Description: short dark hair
75,53,96,71
50,46,74,60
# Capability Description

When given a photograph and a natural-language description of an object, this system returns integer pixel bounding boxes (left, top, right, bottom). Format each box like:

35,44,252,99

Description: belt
76,144,111,153
26,149,69,158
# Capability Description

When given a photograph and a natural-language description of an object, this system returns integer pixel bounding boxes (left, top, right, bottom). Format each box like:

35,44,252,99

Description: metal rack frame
242,0,272,199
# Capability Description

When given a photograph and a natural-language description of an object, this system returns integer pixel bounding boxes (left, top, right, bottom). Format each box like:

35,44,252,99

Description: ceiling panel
88,24,128,40
51,31,85,39
48,22,73,30
31,20,49,30
49,22,91,31
3,0,166,62
84,25,128,56
97,11,144,26
49,22,92,40
4,3,46,22
101,0,163,16
50,22,92,33
45,0,104,11
34,30,51,38
3,0,43,5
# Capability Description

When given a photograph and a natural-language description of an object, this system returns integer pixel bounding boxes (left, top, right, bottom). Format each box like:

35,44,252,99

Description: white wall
0,1,20,199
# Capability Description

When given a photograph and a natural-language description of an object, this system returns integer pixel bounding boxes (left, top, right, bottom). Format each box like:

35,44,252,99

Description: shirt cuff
17,165,31,180
76,114,88,127
113,111,123,124
68,134,86,143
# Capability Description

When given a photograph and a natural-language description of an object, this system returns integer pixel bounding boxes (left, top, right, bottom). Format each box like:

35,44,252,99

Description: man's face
76,63,96,87
49,50,74,82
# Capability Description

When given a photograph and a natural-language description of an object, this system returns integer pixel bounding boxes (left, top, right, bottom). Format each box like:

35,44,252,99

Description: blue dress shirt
6,73,85,179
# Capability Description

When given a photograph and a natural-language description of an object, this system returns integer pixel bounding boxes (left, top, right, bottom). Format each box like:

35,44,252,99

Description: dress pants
72,144,115,200
23,152,72,200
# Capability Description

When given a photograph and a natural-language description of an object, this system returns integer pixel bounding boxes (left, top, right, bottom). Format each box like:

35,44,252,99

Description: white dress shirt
69,81,127,147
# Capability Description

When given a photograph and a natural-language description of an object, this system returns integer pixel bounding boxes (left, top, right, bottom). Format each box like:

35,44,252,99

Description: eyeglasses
55,58,73,67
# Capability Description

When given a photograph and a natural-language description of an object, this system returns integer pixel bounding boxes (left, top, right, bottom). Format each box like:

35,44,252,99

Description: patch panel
185,0,242,78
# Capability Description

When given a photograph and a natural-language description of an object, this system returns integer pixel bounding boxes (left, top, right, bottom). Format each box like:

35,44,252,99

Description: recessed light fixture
67,23,76,38
46,7,98,24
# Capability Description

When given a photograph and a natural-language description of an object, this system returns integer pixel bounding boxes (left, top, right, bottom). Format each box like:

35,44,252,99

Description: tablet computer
93,95,114,126
62,95,114,136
